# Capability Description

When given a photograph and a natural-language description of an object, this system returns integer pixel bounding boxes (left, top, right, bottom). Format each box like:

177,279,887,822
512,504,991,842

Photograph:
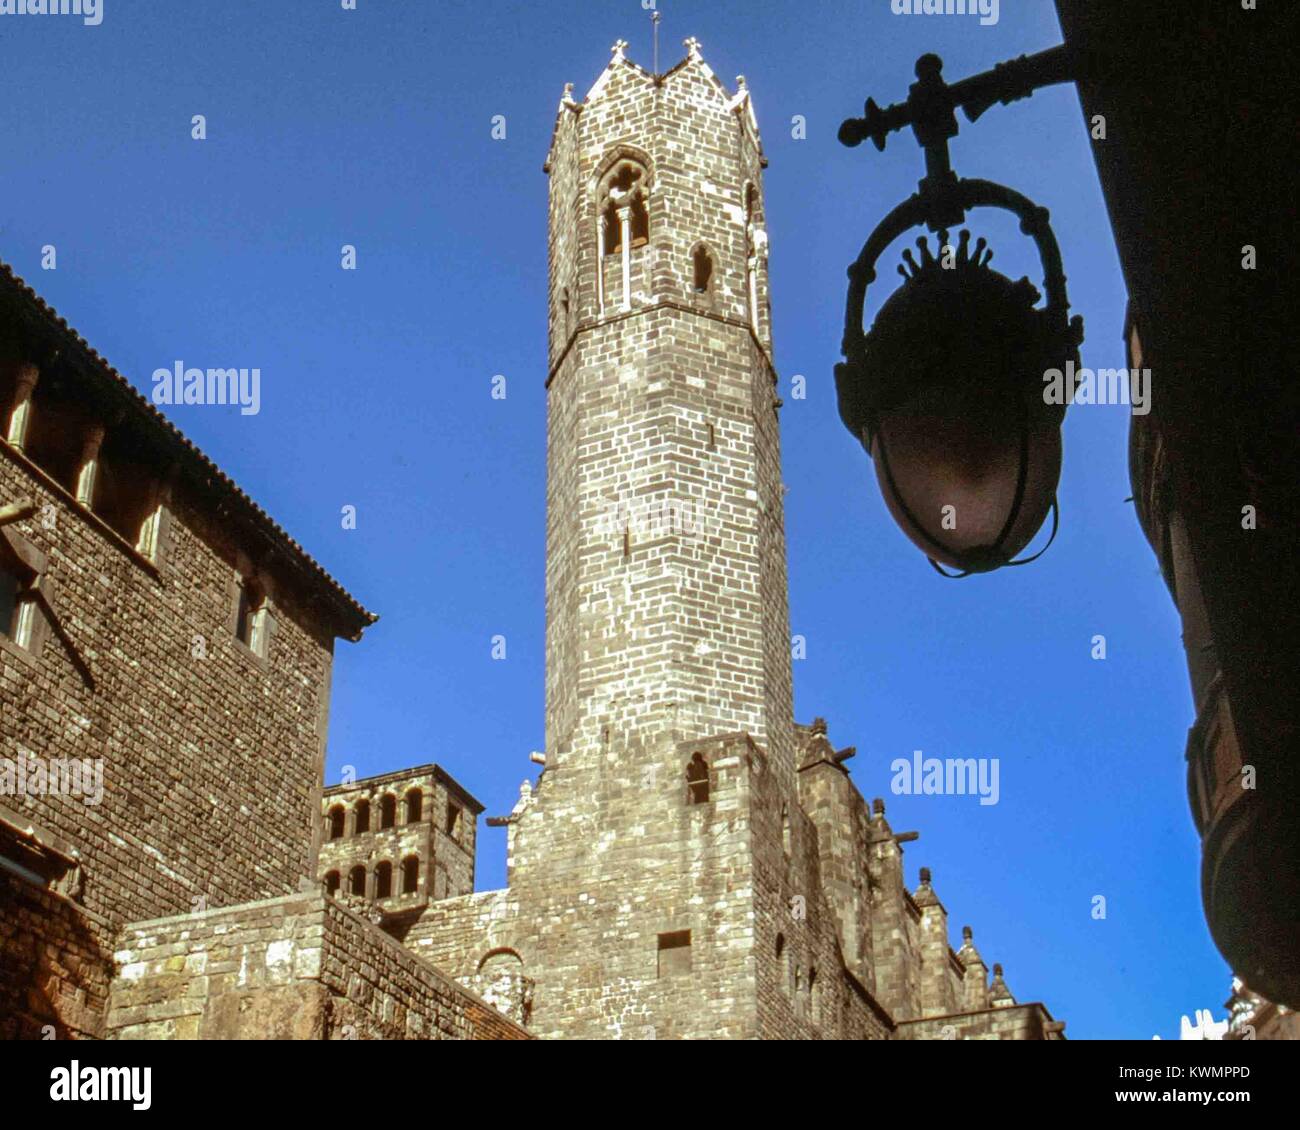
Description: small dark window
379,793,397,830
781,805,791,856
327,805,345,841
692,245,714,293
405,789,423,824
657,930,692,977
445,803,462,839
354,799,370,836
324,871,340,896
686,753,709,805
347,865,366,897
401,855,420,895
375,860,393,899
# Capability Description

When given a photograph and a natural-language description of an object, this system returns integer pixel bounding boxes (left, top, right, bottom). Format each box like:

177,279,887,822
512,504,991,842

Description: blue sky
0,1,1224,1039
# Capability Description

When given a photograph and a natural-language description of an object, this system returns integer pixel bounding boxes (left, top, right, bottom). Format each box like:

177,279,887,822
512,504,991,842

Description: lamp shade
838,229,1076,575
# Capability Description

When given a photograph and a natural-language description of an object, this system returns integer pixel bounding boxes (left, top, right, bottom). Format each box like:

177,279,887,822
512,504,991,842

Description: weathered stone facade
107,893,525,1041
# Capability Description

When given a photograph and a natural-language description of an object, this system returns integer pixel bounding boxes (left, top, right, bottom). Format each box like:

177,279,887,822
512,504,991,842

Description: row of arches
324,856,420,901
326,788,423,841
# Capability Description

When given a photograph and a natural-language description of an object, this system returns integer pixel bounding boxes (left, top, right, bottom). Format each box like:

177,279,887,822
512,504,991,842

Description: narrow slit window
692,245,714,293
686,753,709,805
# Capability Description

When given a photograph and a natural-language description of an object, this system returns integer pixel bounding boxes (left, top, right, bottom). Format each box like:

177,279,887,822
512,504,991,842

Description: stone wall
896,1003,1065,1041
106,892,528,1040
0,869,111,1039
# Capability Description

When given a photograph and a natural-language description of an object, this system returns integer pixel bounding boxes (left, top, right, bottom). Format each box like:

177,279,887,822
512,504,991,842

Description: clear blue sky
1,1,1222,1039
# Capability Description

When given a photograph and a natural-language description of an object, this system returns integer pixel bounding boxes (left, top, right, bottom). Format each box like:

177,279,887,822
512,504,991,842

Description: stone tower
540,36,790,776
399,38,1062,1043
497,37,829,1038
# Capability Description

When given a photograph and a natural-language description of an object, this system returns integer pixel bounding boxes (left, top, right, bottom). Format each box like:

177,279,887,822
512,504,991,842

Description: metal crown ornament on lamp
835,52,1084,576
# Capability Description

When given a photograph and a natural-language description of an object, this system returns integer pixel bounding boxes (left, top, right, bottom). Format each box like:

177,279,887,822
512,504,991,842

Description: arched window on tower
324,870,340,897
686,753,710,805
597,158,649,313
692,244,714,295
401,855,420,895
347,865,366,897
327,805,345,841
405,788,423,824
379,793,397,830
353,798,370,836
375,860,393,899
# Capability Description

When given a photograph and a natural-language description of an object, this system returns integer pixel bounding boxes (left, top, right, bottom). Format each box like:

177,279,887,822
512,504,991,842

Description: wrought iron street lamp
836,51,1083,575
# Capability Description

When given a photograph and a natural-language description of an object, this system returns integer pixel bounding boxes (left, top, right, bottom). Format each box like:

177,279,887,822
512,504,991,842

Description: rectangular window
657,930,692,978
0,560,38,651
0,805,79,897
234,581,268,658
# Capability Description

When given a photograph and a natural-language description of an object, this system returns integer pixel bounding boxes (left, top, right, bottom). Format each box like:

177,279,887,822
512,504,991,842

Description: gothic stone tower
473,38,884,1040
401,38,1061,1042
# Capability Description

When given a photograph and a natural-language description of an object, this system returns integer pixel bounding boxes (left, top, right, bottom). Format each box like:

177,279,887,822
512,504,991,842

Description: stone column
617,205,632,311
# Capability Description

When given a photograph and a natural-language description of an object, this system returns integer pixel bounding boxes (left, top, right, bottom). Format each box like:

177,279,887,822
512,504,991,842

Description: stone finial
736,75,748,91
611,39,629,62
872,796,885,815
561,82,577,108
811,716,828,736
683,36,703,62
993,962,1003,975
989,962,1015,1007
919,866,932,885
962,925,973,942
